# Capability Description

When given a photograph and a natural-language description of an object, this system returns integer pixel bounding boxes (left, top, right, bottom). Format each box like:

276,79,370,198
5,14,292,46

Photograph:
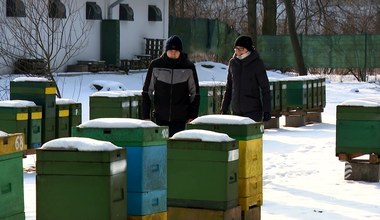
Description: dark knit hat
234,35,253,51
165,35,183,52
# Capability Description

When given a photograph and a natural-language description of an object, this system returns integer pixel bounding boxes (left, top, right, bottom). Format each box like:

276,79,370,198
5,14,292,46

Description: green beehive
306,79,313,109
280,80,288,111
319,77,326,108
128,90,143,119
28,105,42,149
199,83,214,116
72,118,168,147
280,77,307,110
336,100,380,155
212,82,226,114
36,139,127,220
55,103,70,138
10,80,57,118
187,115,264,141
42,117,55,143
0,104,29,148
269,79,281,114
167,130,238,210
90,91,135,120
0,152,25,220
69,102,82,136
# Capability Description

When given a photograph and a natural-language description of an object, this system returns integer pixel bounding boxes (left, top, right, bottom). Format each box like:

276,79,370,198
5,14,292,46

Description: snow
12,77,49,82
340,96,380,107
78,118,158,128
190,114,257,124
0,130,9,137
12,61,380,219
0,100,36,107
90,90,135,97
41,137,121,151
55,98,77,105
171,129,235,142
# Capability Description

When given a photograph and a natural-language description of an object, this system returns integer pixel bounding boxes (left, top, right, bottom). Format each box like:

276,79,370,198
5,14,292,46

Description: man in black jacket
221,35,271,122
142,35,200,136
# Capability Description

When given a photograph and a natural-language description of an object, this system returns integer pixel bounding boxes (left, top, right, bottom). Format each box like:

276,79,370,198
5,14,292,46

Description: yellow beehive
0,132,25,155
128,211,167,220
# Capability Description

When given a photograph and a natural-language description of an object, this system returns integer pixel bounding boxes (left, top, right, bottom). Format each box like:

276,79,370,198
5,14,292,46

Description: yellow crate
238,138,263,178
168,206,241,220
238,176,262,198
0,133,26,155
239,194,263,211
128,211,167,220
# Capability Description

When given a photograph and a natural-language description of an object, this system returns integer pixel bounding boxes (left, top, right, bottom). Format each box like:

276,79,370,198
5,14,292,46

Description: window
86,2,102,20
49,0,66,19
119,4,134,21
148,5,162,21
6,0,26,17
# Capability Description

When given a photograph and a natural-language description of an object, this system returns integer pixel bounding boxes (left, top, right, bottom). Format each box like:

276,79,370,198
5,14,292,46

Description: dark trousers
155,119,186,137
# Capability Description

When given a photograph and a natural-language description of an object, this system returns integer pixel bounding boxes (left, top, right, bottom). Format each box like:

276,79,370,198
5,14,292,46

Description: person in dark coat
221,35,272,122
142,35,200,136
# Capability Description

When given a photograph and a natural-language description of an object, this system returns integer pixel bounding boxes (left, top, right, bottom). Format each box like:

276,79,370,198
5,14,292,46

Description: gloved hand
263,112,271,122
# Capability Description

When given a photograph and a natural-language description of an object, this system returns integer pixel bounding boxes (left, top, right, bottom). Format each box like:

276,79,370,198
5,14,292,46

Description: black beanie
234,35,253,51
165,35,183,52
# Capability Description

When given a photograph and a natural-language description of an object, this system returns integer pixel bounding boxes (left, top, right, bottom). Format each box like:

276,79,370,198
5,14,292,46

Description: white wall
0,0,168,73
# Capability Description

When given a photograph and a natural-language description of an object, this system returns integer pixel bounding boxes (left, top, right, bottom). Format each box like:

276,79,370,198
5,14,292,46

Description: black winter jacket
142,53,200,122
221,50,271,122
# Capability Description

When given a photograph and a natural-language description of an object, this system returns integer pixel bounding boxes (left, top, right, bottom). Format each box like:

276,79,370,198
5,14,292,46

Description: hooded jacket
142,53,200,122
221,50,271,121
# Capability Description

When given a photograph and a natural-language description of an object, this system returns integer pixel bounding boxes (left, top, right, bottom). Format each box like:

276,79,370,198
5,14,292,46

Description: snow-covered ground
11,61,380,219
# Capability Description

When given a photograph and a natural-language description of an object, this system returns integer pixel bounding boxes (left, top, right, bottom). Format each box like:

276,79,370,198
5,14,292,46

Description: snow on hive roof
13,77,50,82
0,131,8,137
41,137,121,151
340,96,380,107
171,129,234,142
199,81,226,86
56,98,77,105
78,118,158,128
90,90,135,97
0,100,36,107
190,114,256,124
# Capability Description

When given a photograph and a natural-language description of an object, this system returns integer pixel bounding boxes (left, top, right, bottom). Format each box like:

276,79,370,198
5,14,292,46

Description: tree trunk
262,0,277,35
247,0,257,48
284,0,307,75
169,0,176,16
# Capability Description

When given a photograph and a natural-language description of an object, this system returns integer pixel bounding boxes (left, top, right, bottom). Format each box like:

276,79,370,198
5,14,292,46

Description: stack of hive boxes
167,129,240,220
10,78,57,144
89,90,140,120
72,118,169,219
0,130,25,219
186,115,264,219
36,137,127,220
55,98,82,138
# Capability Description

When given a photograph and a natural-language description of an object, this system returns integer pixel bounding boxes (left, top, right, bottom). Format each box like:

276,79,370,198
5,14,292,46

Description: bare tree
262,0,277,35
284,0,307,75
0,0,91,97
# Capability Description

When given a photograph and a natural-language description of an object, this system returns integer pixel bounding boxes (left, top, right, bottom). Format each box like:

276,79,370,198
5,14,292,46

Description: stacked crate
36,137,127,220
89,90,136,120
0,131,25,219
56,98,82,138
72,118,169,219
10,78,57,143
167,129,240,220
145,38,165,59
187,115,264,219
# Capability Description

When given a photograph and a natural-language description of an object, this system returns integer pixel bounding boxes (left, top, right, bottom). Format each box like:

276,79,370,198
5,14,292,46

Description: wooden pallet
338,153,380,164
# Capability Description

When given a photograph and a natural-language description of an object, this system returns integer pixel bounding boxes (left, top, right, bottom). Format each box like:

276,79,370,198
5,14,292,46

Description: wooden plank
241,205,261,220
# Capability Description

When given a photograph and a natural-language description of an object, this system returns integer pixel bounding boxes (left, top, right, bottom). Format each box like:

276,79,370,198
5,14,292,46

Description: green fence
170,17,380,68
169,16,239,61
